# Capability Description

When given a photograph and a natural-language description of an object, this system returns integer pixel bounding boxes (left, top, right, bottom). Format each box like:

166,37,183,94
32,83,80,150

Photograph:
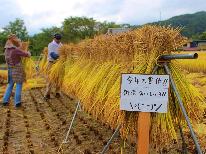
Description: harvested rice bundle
23,77,46,90
20,41,35,79
39,47,49,75
0,70,8,83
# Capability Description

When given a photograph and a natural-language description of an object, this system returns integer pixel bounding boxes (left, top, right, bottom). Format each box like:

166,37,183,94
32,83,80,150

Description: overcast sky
0,0,205,35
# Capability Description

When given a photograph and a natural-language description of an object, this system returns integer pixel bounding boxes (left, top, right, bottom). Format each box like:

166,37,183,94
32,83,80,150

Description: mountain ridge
149,11,206,37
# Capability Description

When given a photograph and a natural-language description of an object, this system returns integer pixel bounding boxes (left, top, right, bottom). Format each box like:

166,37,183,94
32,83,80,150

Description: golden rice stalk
176,51,206,73
39,47,49,75
69,62,96,97
48,60,65,88
47,45,69,88
20,41,36,79
23,77,46,90
0,70,8,82
90,64,122,118
62,60,85,97
78,62,113,112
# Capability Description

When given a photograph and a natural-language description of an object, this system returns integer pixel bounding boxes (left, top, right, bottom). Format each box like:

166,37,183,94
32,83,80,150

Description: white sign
120,74,169,113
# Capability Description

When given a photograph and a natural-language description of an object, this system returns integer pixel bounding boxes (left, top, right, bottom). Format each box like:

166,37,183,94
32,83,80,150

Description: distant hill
150,11,206,38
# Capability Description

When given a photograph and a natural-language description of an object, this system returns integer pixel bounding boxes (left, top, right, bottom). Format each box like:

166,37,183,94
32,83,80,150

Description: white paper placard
120,74,169,113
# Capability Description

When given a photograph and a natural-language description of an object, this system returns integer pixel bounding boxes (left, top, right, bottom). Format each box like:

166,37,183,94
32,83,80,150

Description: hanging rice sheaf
39,47,49,75
44,43,80,94
48,45,68,88
20,42,46,90
44,25,206,152
20,41,36,79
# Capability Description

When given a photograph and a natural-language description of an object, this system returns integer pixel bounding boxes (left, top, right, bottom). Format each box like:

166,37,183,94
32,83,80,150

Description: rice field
177,51,206,73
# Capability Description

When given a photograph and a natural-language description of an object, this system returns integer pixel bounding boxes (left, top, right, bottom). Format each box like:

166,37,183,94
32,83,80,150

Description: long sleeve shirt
4,47,29,66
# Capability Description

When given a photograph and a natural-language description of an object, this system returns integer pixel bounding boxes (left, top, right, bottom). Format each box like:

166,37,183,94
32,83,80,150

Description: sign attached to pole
120,74,169,113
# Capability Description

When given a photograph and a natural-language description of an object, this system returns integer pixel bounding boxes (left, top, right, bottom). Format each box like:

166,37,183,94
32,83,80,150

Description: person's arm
50,52,59,60
15,48,31,57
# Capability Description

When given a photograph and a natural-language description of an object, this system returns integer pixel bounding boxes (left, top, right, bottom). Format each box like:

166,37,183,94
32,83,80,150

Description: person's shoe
43,94,50,101
15,103,22,108
55,93,61,98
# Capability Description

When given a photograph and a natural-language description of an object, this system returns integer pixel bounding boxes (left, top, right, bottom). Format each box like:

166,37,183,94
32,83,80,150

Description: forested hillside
151,11,206,37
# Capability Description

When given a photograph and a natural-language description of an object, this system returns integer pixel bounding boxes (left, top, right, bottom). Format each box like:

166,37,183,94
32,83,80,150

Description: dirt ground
0,88,136,154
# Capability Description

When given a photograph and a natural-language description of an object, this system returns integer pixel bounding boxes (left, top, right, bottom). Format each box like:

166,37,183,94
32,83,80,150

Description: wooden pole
137,112,150,154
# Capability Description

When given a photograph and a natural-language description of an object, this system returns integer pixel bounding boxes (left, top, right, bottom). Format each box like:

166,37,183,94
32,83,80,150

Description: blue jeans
3,68,23,105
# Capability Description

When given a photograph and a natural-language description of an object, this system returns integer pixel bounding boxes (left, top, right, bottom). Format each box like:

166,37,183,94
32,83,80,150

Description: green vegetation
151,11,206,38
0,18,29,54
0,54,5,64
29,26,62,56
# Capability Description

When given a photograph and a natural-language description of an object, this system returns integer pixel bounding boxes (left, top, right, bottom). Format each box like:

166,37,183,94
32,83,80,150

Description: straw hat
4,34,21,48
7,34,17,39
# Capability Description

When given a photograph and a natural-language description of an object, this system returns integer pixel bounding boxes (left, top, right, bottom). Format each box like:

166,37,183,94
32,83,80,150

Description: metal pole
101,124,121,154
63,101,80,143
152,65,159,74
163,63,202,154
159,53,198,60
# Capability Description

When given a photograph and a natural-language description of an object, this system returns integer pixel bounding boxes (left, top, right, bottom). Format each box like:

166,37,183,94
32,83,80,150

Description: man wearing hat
44,33,62,100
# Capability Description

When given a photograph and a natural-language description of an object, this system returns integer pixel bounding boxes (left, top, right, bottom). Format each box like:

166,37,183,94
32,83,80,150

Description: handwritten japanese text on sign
120,74,169,113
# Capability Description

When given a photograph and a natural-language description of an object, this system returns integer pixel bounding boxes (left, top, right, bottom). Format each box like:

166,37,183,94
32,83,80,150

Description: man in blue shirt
44,33,62,100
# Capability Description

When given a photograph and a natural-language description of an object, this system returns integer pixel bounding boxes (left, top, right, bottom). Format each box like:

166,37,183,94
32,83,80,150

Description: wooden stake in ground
137,112,150,154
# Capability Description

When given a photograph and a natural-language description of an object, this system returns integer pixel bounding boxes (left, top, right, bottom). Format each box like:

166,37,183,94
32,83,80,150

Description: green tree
30,26,62,55
62,16,97,43
97,21,121,34
0,18,28,53
198,31,206,40
62,17,124,43
151,11,206,37
0,32,7,53
3,18,29,40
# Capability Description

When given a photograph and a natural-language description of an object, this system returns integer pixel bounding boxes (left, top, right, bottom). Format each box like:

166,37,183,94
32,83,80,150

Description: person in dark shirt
2,34,31,108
